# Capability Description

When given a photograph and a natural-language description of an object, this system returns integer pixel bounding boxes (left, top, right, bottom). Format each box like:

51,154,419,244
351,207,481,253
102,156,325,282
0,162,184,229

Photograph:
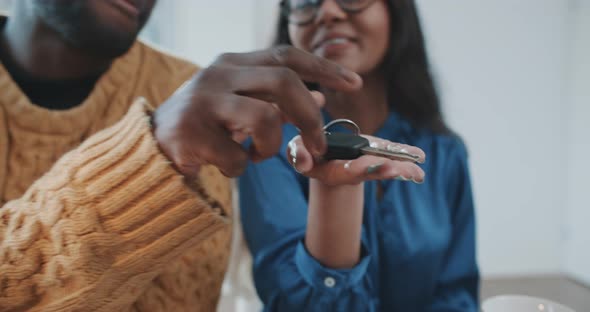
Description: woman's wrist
305,178,364,268
310,178,362,198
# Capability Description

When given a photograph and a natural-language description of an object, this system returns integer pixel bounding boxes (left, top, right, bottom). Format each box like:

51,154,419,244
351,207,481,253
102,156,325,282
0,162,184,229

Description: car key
322,119,421,163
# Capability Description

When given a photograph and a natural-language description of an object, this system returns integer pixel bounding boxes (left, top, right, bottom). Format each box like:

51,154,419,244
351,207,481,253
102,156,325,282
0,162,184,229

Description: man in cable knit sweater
0,0,363,311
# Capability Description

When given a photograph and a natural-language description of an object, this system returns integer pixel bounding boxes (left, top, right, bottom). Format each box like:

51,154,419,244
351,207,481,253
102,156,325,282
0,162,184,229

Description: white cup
482,295,575,312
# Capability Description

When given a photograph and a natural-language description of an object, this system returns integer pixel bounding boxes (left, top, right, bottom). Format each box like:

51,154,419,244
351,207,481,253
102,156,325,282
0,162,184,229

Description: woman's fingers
360,156,426,183
287,136,314,173
309,156,425,185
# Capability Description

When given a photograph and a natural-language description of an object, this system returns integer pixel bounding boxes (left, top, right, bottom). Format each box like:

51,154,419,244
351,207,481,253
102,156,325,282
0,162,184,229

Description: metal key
322,119,421,163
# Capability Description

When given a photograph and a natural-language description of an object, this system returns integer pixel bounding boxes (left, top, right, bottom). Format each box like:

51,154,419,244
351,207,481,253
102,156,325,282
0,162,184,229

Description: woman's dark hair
275,0,450,134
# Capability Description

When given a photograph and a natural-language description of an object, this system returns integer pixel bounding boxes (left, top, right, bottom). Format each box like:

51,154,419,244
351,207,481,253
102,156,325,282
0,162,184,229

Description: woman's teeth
324,38,348,45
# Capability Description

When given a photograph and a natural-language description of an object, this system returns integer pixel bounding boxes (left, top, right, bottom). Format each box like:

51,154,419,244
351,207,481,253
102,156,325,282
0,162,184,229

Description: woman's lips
314,37,356,56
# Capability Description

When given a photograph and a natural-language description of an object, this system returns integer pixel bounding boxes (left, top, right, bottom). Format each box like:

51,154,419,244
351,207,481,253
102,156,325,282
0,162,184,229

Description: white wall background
565,0,590,286
0,0,11,13
141,0,259,67
416,0,568,277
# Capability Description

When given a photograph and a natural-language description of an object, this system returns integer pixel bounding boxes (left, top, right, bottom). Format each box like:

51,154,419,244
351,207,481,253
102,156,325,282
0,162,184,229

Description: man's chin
69,33,138,59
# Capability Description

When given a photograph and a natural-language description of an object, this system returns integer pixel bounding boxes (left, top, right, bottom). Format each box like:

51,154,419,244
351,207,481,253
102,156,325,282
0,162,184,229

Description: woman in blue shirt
239,0,478,311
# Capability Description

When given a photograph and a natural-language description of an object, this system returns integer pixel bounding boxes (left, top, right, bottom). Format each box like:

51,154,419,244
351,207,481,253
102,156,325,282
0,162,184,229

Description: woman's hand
287,134,426,186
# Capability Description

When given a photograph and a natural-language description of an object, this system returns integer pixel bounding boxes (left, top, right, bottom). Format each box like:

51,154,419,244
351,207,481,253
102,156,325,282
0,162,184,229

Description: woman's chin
338,61,364,74
321,56,361,73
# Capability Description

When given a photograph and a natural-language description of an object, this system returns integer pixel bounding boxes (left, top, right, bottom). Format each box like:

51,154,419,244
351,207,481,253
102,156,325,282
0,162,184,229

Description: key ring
323,119,361,135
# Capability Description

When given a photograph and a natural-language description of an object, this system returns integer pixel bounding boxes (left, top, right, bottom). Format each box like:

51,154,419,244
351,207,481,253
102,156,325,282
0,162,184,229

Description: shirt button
324,277,336,288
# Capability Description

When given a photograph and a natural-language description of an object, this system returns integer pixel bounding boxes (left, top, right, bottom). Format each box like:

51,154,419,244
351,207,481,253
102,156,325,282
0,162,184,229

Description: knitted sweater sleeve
0,99,229,312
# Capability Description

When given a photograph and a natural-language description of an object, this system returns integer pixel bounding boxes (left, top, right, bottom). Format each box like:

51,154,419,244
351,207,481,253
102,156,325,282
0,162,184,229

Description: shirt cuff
294,239,371,293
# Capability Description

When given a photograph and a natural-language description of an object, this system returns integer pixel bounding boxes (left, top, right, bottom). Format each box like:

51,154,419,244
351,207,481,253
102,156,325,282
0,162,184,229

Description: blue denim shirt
239,110,479,311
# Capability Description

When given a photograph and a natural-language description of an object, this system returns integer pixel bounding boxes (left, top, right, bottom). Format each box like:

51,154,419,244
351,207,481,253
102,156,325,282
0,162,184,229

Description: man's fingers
154,45,360,179
215,95,284,162
309,91,326,108
214,46,362,91
243,90,324,125
189,126,249,177
226,66,328,156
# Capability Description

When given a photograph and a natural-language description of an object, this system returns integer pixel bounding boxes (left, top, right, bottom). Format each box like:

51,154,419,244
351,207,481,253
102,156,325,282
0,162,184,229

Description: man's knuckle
196,66,220,82
264,106,281,124
227,155,248,176
274,68,296,88
298,113,321,130
254,108,280,133
270,45,294,65
213,52,237,65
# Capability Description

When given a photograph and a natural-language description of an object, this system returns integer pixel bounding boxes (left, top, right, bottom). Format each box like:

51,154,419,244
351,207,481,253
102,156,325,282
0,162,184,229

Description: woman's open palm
287,134,426,186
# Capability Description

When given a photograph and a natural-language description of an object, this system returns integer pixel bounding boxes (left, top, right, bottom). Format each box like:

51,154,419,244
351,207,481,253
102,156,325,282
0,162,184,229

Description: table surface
481,275,590,312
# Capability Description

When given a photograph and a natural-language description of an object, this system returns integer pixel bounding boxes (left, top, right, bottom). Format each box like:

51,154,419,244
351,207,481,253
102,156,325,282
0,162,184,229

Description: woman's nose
315,0,348,26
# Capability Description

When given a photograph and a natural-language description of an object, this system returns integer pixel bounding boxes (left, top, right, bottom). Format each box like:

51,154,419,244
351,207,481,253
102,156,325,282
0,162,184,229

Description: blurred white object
482,295,575,312
0,0,12,13
216,181,263,312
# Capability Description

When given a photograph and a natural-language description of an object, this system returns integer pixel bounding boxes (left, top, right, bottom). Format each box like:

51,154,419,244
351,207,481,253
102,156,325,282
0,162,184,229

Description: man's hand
152,46,362,177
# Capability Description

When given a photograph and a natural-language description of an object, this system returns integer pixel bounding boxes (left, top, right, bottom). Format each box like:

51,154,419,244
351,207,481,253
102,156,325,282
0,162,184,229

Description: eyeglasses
281,0,378,25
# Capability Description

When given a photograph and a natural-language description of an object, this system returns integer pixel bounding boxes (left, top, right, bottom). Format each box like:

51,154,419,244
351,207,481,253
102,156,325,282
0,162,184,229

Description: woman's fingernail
395,176,410,181
412,177,425,184
367,163,384,174
288,141,302,173
293,164,303,174
289,144,298,163
288,141,297,157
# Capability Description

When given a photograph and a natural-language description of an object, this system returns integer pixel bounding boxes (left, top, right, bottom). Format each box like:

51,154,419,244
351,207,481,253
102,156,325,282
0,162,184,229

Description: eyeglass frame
280,0,379,26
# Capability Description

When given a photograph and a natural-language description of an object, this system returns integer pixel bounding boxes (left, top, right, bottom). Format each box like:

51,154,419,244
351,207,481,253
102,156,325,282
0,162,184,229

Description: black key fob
323,132,370,161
